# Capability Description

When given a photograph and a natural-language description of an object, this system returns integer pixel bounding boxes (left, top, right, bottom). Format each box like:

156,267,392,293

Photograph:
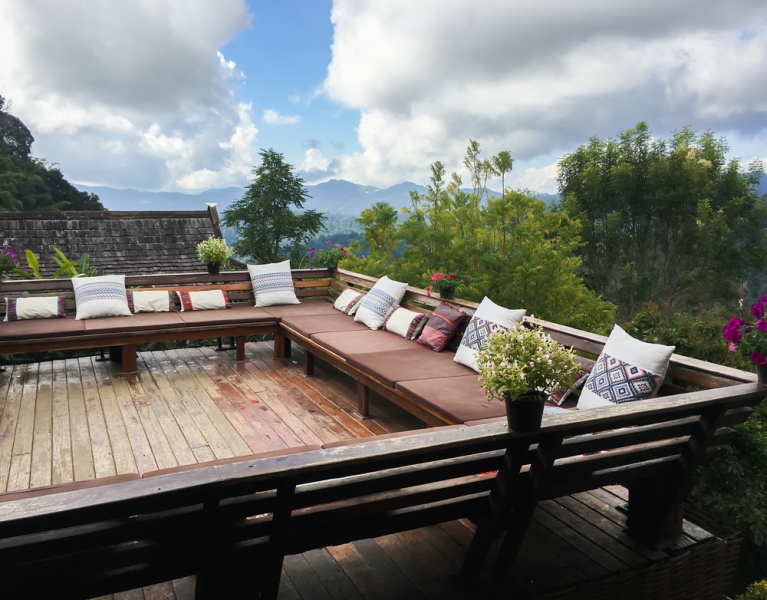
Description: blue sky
2,0,767,194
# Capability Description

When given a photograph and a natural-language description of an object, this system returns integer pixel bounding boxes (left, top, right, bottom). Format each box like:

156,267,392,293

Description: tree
557,122,767,317
223,149,324,263
492,150,513,195
0,96,33,159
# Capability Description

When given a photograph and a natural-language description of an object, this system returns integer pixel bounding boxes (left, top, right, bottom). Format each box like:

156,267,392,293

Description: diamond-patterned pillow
454,297,526,371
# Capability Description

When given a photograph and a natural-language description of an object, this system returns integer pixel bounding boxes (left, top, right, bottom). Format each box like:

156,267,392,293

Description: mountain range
75,180,561,216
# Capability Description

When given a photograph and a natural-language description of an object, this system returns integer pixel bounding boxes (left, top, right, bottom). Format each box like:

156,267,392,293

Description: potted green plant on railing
476,323,580,431
196,236,231,274
427,270,467,300
724,296,767,383
309,240,347,269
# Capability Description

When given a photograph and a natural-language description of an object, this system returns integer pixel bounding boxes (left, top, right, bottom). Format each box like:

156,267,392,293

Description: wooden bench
0,269,332,373
0,379,762,599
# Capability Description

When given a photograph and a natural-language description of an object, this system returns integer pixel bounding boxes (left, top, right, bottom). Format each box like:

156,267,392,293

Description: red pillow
416,302,466,352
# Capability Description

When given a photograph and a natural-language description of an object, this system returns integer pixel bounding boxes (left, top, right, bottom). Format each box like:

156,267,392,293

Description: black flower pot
505,392,546,431
758,363,767,385
206,262,220,275
439,287,455,300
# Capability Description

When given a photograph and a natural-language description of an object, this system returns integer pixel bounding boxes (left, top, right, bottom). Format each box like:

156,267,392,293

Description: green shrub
738,580,767,600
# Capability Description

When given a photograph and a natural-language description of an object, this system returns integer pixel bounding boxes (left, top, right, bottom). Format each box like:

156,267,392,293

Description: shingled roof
0,205,243,277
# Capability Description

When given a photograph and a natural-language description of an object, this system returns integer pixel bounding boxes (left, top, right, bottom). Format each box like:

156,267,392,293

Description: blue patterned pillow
71,275,132,320
247,260,300,307
454,297,526,372
353,275,408,330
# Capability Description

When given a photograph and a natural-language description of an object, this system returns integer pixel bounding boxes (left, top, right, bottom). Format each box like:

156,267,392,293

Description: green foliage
14,248,103,279
196,235,230,265
557,122,767,318
222,149,324,264
738,580,767,600
0,95,104,212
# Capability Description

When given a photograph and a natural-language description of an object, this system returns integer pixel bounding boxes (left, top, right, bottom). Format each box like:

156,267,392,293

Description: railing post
262,481,297,600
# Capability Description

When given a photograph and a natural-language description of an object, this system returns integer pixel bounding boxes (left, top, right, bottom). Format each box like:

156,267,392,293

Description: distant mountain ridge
75,180,560,216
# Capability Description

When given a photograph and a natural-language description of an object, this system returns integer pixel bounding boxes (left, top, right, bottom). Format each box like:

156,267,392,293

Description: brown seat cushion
396,375,507,424
0,473,140,503
83,312,185,333
177,305,275,325
261,301,337,318
348,347,475,387
142,445,320,477
0,317,86,340
322,424,465,449
311,330,416,359
281,312,369,337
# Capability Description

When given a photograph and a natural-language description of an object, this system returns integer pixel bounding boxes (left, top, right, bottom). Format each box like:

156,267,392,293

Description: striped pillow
248,260,300,307
333,289,364,315
383,307,427,340
5,296,66,321
176,290,231,311
353,276,408,330
416,302,466,352
72,275,132,320
128,290,173,313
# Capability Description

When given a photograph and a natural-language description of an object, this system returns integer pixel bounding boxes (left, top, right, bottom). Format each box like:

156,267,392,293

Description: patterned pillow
549,369,590,405
333,289,364,315
578,325,675,410
454,297,526,372
5,296,66,321
128,290,173,313
72,275,132,320
383,307,427,340
417,302,466,352
354,276,408,330
176,290,231,311
248,260,300,307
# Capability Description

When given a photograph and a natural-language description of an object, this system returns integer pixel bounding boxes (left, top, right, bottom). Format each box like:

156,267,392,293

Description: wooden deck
0,342,739,599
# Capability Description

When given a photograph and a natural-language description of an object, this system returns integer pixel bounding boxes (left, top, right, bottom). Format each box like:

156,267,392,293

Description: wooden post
284,338,292,358
262,481,296,600
120,344,138,375
273,332,285,359
357,382,370,418
235,336,245,362
304,350,314,376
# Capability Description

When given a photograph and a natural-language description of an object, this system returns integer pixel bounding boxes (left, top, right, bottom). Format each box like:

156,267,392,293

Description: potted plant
724,296,767,383
310,240,347,270
0,247,20,280
196,236,231,274
476,323,580,431
427,270,466,300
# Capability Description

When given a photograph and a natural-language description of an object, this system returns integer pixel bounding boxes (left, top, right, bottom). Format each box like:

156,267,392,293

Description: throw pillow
416,302,466,352
353,275,408,330
333,289,364,315
72,275,132,320
128,290,173,313
549,369,590,405
247,260,300,307
5,296,66,321
383,307,428,340
454,297,526,372
578,325,675,410
176,290,231,311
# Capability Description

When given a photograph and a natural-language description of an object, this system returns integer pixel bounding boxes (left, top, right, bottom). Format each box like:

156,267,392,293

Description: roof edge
0,211,211,220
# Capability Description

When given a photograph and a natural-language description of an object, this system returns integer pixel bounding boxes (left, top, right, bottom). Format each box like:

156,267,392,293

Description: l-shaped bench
0,268,763,599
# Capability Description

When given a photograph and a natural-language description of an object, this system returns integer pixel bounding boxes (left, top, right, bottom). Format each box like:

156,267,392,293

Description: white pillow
383,307,428,340
454,297,526,372
72,275,132,320
353,275,408,330
5,296,66,321
248,260,300,307
129,290,172,313
334,289,364,315
578,325,675,410
177,290,230,311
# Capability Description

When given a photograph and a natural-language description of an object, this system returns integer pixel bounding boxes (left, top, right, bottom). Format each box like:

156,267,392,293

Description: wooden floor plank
142,581,175,600
30,361,53,488
326,543,395,600
352,538,426,600
302,548,364,600
89,357,138,476
278,570,303,600
51,359,73,485
171,576,196,600
11,362,39,485
0,365,15,427
113,589,144,600
6,452,31,492
66,358,96,482
0,366,24,492
283,553,334,600
79,357,117,479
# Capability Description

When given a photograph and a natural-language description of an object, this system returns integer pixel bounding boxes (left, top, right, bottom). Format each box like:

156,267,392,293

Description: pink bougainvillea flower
426,284,433,297
325,240,332,246
750,351,767,365
723,317,745,343
729,343,737,352
758,319,767,333
752,301,766,319
447,274,455,280
430,273,443,281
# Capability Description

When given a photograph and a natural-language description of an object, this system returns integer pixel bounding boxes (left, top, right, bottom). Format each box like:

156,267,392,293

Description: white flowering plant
476,323,580,402
196,236,231,265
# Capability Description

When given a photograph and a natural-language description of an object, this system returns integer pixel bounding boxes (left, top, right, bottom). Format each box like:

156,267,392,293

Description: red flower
750,351,767,365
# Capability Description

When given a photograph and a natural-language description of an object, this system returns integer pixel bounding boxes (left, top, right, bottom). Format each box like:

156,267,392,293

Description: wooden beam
304,350,314,376
120,345,138,375
357,382,370,418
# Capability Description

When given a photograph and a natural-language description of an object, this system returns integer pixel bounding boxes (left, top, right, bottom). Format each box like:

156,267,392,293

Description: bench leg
627,479,684,544
304,350,314,376
120,344,138,375
357,382,370,418
235,336,245,362
273,332,285,359
284,338,292,358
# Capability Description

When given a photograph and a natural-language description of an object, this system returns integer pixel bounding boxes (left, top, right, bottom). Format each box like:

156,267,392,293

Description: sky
1,0,767,194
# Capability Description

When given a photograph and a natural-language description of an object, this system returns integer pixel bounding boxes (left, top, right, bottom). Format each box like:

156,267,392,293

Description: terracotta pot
504,391,546,431
439,287,455,300
206,262,220,275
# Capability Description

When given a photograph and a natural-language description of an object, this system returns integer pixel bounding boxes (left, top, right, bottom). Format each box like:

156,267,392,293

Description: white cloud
297,148,339,184
0,0,255,191
323,0,767,188
262,109,301,125
512,162,561,195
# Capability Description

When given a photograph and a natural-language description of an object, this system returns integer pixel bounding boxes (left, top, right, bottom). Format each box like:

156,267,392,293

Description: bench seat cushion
348,347,475,387
281,312,369,337
142,445,320,477
83,312,185,333
261,301,337,318
177,305,275,325
0,318,86,340
0,473,140,503
396,375,508,424
311,330,416,359
322,424,465,449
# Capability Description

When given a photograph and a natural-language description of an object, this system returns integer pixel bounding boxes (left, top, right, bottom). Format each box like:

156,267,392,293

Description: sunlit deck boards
0,341,423,491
